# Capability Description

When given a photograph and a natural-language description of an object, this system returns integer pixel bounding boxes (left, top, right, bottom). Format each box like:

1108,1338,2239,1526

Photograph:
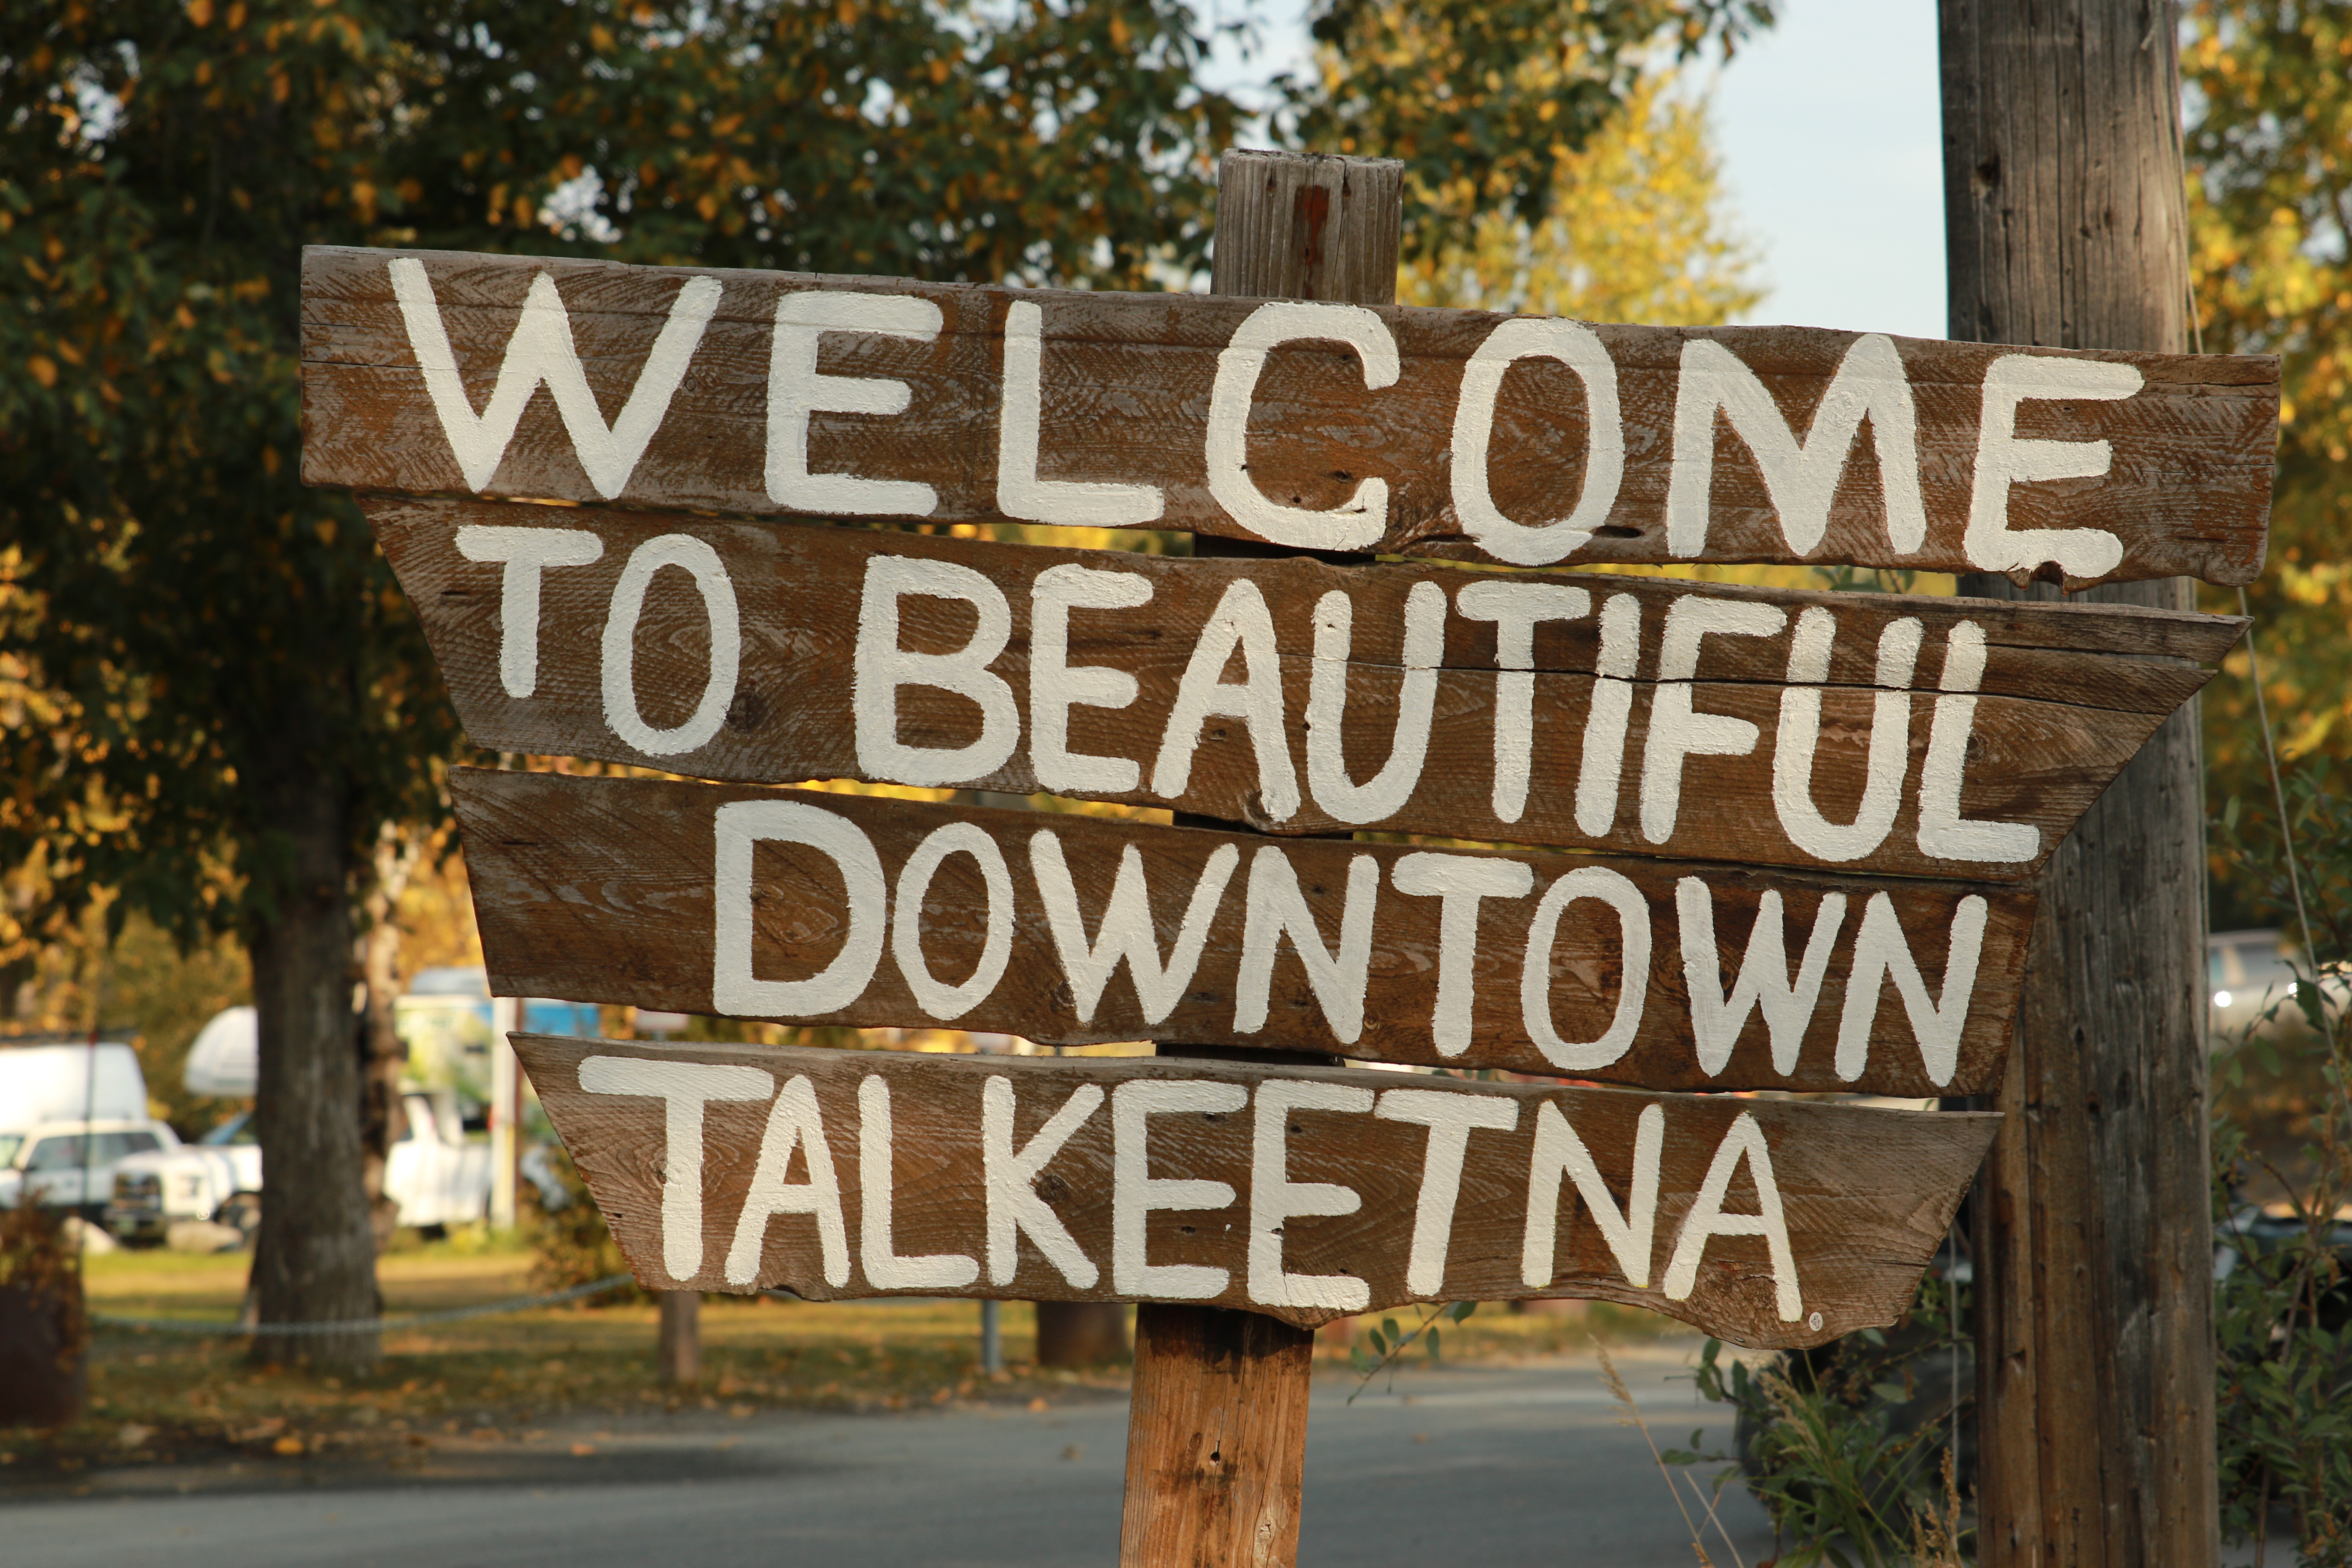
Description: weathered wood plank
303,246,2278,588
454,769,2033,1096
513,1035,2000,1349
381,497,2241,883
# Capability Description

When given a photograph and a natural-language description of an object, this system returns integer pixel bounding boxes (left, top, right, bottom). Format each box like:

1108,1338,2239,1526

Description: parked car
0,1118,180,1219
107,1090,491,1245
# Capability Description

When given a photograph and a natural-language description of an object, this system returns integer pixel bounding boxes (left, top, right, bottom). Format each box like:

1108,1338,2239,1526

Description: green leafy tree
2185,0,2352,927
1398,66,1759,325
0,0,1240,1370
1289,0,1771,258
1,0,1768,1372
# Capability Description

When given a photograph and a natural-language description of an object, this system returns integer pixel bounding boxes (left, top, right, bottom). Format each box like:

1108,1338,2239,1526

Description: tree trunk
1940,3,2219,1562
358,826,417,1250
1036,1300,1130,1367
246,751,381,1372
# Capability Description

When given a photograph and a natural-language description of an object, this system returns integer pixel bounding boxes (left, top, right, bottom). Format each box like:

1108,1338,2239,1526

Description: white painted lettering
1666,333,1926,558
997,300,1164,525
1773,607,1921,861
1112,1078,1245,1298
1248,1080,1374,1311
389,259,720,498
1965,353,2141,578
1455,580,1593,823
1029,833,1239,1026
858,1075,978,1289
1305,581,1446,823
1376,1088,1519,1296
1234,848,1380,1045
712,799,887,1017
1575,594,1642,836
1150,578,1301,820
891,821,1014,1021
1663,1112,1801,1322
1206,302,1399,550
853,556,1020,787
1676,881,1848,1077
601,533,740,756
1916,622,2040,863
725,1074,849,1287
982,1076,1101,1288
577,1055,771,1282
454,525,603,698
1389,852,1536,1057
768,291,941,515
1451,318,1625,564
1835,892,1987,1087
1521,1100,1662,1289
1030,564,1152,794
1641,597,1787,842
1520,866,1651,1071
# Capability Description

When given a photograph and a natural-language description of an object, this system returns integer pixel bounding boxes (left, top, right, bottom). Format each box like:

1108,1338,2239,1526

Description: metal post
489,995,519,1228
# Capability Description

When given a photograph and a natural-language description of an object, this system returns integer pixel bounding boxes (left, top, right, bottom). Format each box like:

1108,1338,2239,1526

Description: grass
3,1236,1696,1479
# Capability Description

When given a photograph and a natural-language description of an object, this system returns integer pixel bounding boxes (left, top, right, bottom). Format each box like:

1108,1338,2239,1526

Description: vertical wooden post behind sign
658,1289,700,1387
1940,3,2221,1562
1117,149,1404,1568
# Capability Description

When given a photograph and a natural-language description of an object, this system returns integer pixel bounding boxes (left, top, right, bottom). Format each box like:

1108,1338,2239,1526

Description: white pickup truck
0,1119,180,1217
106,1091,491,1245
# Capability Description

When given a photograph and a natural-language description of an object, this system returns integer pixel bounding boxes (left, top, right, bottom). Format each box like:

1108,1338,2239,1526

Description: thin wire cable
2236,587,2312,948
92,1272,637,1337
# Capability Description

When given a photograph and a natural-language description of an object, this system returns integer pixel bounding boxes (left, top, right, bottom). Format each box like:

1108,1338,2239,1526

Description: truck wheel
214,1192,262,1249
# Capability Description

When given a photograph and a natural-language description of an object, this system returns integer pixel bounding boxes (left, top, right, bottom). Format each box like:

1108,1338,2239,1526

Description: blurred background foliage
0,0,1767,1047
2186,0,2352,931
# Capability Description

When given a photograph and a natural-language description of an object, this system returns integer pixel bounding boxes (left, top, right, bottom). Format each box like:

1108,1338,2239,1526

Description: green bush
520,1144,649,1307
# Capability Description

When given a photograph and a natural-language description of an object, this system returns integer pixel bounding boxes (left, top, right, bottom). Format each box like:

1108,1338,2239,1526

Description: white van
0,1039,151,1126
0,1040,178,1219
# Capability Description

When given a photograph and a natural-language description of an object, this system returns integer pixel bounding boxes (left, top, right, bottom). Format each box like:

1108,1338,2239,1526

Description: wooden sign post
300,139,2272,1565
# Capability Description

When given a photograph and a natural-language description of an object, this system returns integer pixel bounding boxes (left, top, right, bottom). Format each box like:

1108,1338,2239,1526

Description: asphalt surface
8,1351,1778,1567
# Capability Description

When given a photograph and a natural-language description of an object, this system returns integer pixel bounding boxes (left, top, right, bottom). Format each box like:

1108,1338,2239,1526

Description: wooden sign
303,247,2279,588
375,497,2241,885
454,768,2033,1097
512,1034,2000,1348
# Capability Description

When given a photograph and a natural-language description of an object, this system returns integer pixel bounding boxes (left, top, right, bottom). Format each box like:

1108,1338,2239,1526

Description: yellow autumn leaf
28,355,57,389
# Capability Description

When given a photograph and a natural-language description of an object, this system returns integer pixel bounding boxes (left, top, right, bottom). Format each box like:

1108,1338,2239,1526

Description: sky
1200,0,1950,340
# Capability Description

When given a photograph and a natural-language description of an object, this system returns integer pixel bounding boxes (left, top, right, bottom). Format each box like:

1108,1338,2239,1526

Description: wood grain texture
1122,1304,1314,1568
454,767,2034,1095
1210,151,1403,305
1128,150,1396,1568
373,497,2242,884
301,245,2277,587
512,1035,2000,1349
1943,3,2221,1562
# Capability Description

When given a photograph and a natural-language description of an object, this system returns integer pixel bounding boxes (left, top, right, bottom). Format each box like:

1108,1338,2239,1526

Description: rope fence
91,1273,638,1337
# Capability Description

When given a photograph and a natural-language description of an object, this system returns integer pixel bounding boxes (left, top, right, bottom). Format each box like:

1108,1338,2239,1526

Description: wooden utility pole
1118,148,1403,1568
1940,4,2220,1563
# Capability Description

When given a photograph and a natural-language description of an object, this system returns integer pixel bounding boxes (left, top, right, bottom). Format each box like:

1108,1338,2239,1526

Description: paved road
8,1351,1779,1567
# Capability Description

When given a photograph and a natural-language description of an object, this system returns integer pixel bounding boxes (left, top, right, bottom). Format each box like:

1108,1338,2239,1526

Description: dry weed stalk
1595,1335,1742,1568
